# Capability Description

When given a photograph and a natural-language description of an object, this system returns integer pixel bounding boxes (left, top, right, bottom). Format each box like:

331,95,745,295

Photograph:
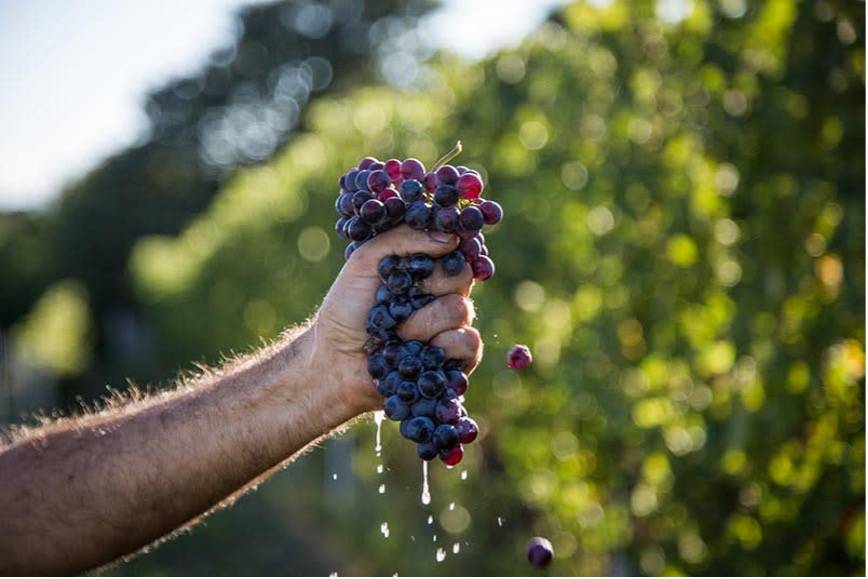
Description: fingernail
428,231,454,243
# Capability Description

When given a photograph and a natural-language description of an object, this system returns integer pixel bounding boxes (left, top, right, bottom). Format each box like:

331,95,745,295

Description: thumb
351,224,460,270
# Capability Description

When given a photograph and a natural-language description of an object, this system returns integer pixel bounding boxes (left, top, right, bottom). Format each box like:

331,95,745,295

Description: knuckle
463,326,482,352
445,294,473,322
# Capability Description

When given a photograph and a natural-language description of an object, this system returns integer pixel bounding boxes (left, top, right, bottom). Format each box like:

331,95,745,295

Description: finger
352,224,459,270
430,327,483,373
398,294,475,342
418,261,474,297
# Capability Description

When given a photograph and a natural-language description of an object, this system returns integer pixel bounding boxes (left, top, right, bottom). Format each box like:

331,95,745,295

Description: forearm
0,324,361,575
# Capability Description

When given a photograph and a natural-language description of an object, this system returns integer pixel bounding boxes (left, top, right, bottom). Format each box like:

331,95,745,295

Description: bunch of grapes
333,145,502,466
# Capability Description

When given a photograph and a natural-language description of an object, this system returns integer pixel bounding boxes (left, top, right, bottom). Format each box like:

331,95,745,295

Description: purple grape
442,250,466,277
459,205,484,231
526,537,553,568
456,416,478,443
344,241,360,260
478,199,503,225
397,381,420,404
357,157,378,170
471,255,495,281
417,440,438,461
445,370,468,396
388,298,413,322
367,169,391,193
400,158,425,181
420,345,446,369
346,217,373,242
459,237,482,261
384,158,402,180
335,217,350,240
433,424,460,450
435,398,461,425
384,395,410,421
386,270,413,294
377,370,401,397
507,344,533,370
405,201,433,230
405,254,433,279
434,206,460,232
457,172,483,200
435,164,460,185
422,172,437,192
434,184,459,207
440,444,463,466
410,397,437,418
378,255,400,280
352,190,374,212
403,416,435,443
354,170,372,191
398,356,423,380
360,199,386,224
367,353,388,380
384,197,406,223
418,370,447,398
399,179,425,203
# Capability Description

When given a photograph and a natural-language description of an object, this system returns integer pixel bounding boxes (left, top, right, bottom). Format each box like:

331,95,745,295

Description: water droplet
421,461,431,505
374,411,385,455
332,473,338,480
378,483,386,494
433,534,438,542
380,521,390,538
427,515,434,525
435,547,447,562
452,542,461,554
497,516,504,527
460,470,468,480
377,464,384,474
448,502,455,511
411,535,416,541
329,572,338,577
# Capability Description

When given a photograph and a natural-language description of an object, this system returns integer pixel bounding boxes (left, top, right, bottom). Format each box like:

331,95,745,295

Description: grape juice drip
334,150,502,465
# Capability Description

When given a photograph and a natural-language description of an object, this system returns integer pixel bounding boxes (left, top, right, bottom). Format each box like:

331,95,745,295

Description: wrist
280,322,372,422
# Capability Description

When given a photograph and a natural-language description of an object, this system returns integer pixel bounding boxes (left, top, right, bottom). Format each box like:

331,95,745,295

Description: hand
310,225,483,414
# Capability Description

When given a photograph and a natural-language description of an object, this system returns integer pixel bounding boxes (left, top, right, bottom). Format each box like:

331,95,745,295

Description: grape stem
432,141,463,170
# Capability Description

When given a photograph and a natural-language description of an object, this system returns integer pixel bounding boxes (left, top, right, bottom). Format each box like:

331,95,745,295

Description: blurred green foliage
8,0,867,575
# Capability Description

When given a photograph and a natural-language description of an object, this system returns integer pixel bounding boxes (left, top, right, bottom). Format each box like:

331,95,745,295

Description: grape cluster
333,152,503,465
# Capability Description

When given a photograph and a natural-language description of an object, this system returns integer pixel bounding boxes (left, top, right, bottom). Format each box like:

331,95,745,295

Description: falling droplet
435,548,447,562
452,542,461,554
332,473,338,481
427,515,434,525
378,483,386,494
329,572,338,577
497,516,504,527
433,534,438,542
380,521,390,538
421,461,431,505
377,464,384,474
374,411,385,455
411,535,416,541
448,502,455,511
460,470,468,480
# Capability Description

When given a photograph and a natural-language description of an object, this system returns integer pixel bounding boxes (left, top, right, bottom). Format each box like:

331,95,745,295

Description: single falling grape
507,344,533,370
526,537,554,568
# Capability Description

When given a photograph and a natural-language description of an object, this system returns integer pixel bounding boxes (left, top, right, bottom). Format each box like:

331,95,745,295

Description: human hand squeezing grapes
313,224,483,415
